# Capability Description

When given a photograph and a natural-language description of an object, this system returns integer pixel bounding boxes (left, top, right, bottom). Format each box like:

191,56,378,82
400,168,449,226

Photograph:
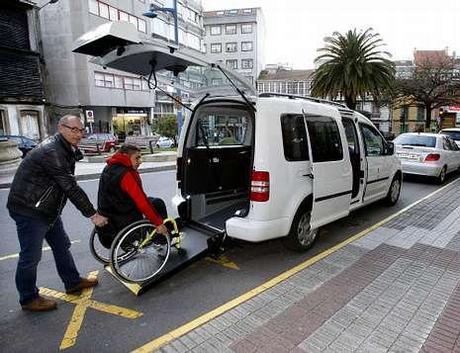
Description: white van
73,22,402,252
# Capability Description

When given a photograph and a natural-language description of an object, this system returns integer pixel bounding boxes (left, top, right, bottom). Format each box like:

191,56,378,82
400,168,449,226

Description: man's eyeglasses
62,124,85,134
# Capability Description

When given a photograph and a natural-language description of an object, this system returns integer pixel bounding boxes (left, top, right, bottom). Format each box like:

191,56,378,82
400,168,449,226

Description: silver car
439,128,460,148
393,132,460,183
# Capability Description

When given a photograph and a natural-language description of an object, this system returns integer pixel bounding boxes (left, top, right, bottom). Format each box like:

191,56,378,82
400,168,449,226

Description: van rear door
303,113,353,229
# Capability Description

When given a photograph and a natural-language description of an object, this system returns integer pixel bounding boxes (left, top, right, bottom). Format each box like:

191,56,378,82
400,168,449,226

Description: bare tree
394,57,460,129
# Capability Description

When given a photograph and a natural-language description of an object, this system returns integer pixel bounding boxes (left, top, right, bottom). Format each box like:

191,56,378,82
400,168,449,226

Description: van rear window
193,108,252,147
393,134,436,147
281,115,309,161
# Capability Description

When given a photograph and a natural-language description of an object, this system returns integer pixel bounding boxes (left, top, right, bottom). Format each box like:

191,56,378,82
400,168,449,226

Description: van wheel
283,208,318,252
384,175,401,206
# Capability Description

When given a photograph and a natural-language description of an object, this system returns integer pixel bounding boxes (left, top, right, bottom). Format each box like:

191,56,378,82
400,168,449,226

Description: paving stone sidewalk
155,180,460,353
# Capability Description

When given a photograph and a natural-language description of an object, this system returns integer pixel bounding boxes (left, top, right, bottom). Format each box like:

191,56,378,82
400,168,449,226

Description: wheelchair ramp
105,225,221,295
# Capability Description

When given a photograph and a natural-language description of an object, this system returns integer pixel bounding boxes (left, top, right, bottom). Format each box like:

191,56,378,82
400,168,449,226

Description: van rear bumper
226,216,291,242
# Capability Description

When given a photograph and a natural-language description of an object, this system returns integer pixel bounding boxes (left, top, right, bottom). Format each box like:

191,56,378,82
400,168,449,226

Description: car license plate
397,153,419,161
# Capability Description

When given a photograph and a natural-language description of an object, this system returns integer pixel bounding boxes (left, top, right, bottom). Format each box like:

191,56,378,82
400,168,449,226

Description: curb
0,164,176,189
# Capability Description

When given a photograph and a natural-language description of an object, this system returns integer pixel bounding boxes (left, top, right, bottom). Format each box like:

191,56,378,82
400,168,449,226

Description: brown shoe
21,296,57,312
66,277,98,294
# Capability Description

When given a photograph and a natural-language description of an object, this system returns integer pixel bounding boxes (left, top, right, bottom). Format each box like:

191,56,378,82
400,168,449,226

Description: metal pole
173,0,178,45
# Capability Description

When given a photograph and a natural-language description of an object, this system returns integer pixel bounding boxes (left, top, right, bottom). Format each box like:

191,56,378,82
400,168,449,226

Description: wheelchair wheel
89,228,110,265
110,220,171,283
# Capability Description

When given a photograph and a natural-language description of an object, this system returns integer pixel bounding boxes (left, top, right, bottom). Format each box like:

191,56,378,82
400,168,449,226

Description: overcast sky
201,0,460,69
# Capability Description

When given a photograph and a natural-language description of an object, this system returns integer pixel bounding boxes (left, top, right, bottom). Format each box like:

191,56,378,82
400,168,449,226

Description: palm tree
311,28,395,110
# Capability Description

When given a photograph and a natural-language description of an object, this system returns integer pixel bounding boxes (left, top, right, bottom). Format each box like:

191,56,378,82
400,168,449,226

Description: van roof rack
258,92,350,110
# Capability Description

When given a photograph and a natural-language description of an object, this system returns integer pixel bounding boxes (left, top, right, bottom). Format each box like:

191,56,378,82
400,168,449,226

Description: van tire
283,208,318,252
384,174,401,206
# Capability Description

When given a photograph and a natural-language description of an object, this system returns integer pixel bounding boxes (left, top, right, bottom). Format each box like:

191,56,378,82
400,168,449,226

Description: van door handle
303,173,314,179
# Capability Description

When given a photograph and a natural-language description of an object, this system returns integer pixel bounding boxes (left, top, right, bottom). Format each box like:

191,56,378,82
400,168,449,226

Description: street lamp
143,0,179,47
38,0,59,11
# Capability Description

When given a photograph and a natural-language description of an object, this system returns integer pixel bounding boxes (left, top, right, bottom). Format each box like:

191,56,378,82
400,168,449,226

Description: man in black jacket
7,115,108,312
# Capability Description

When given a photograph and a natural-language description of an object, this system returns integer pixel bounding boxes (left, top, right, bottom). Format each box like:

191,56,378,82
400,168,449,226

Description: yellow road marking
40,271,143,350
0,240,81,262
205,255,240,270
132,178,460,353
105,266,143,296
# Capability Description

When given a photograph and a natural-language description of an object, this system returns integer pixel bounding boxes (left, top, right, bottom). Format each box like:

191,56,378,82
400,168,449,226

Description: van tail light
250,171,270,202
176,157,183,181
424,153,440,162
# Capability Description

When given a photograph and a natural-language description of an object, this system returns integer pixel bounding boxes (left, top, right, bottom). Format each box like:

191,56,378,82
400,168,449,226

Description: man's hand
156,224,169,236
90,213,108,227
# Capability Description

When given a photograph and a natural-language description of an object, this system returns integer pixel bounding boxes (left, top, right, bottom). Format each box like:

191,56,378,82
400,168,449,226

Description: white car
74,22,403,252
439,128,460,148
393,132,460,183
156,136,175,148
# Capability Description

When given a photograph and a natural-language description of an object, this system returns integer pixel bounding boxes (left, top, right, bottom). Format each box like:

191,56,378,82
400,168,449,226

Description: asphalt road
0,171,456,353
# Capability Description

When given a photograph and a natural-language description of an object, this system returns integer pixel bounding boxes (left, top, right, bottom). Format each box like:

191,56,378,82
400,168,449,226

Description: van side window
342,118,360,154
306,117,343,162
280,115,309,161
360,124,384,156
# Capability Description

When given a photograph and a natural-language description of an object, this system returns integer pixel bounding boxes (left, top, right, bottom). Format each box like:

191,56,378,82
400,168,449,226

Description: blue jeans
9,212,82,304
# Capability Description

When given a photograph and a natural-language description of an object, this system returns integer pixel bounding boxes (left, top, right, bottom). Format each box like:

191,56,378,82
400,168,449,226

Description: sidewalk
141,180,460,353
0,152,176,189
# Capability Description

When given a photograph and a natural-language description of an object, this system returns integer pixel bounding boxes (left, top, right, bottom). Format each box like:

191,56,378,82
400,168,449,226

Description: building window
0,110,6,135
211,78,223,86
124,77,134,90
114,76,123,89
241,41,253,52
226,59,238,69
416,106,425,121
89,1,147,33
241,24,253,34
241,59,253,69
210,43,222,53
225,42,237,52
133,78,142,91
227,9,238,15
210,26,221,35
243,9,253,14
216,11,224,15
225,25,236,35
95,72,105,87
20,111,40,140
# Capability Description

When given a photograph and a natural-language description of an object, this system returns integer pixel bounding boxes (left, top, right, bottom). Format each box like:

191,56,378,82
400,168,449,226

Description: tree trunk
425,105,432,130
345,95,357,110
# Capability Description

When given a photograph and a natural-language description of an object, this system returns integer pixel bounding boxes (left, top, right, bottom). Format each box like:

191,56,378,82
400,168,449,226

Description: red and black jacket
97,153,163,232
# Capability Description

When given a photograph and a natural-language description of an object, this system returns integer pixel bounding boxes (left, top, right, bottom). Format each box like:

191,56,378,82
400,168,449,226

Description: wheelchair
90,218,182,283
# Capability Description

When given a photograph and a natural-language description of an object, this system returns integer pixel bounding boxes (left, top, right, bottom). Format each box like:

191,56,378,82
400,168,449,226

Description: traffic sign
85,110,95,123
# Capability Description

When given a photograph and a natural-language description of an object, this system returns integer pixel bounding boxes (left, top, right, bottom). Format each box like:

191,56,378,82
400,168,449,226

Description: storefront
112,108,152,141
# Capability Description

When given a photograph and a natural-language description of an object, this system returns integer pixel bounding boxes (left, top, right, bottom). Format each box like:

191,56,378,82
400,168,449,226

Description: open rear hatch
73,22,256,291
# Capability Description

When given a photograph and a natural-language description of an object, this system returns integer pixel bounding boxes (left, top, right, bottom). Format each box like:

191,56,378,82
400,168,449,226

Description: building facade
257,64,314,97
0,0,46,140
39,0,204,138
203,7,265,85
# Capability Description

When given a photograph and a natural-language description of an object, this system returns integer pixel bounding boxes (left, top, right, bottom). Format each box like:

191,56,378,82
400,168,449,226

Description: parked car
156,136,175,148
79,133,118,154
1,135,37,157
393,132,460,183
439,128,460,147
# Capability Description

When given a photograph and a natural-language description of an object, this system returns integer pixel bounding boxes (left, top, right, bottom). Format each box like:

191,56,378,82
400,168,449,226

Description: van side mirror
386,141,395,155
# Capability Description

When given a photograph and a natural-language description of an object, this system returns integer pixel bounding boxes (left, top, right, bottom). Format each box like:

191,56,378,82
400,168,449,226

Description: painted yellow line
132,178,460,353
205,255,240,270
0,240,81,262
104,266,142,295
40,270,143,350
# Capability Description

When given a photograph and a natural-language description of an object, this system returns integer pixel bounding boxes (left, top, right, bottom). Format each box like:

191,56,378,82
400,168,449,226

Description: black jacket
7,133,96,221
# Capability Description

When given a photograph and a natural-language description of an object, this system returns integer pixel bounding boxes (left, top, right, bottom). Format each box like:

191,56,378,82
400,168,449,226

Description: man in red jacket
97,143,168,247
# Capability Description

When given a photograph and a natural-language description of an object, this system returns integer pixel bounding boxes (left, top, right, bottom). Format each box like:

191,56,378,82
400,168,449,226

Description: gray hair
59,114,81,125
119,143,141,155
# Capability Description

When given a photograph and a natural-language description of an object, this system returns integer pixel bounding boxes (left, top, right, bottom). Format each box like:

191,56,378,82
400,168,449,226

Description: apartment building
257,64,314,97
0,0,46,140
39,0,204,137
203,8,265,85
